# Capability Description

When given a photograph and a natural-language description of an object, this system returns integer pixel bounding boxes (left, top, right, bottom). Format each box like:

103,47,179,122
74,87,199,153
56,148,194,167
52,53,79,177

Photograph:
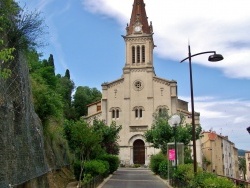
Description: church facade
86,0,196,166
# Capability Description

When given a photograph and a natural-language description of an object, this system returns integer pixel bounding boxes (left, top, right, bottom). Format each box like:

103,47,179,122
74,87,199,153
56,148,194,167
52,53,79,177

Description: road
98,168,170,188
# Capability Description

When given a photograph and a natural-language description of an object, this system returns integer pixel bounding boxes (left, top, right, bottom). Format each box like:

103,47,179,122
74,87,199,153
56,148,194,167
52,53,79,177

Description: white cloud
82,0,250,80
180,95,250,150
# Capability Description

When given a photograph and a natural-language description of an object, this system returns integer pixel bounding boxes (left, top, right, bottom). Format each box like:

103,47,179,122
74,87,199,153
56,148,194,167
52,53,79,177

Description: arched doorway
133,139,145,164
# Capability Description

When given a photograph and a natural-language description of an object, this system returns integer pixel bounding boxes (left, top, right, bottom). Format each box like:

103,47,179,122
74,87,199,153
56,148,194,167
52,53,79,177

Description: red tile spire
126,0,153,35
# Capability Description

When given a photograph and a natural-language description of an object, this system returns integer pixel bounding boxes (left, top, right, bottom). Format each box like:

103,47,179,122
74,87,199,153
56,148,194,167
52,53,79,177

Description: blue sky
17,0,250,150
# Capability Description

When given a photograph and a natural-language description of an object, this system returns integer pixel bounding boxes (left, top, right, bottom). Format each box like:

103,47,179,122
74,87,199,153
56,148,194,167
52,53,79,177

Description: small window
116,109,119,118
97,105,101,111
111,108,120,119
112,110,115,119
139,109,142,118
132,46,135,63
134,107,143,118
135,109,138,118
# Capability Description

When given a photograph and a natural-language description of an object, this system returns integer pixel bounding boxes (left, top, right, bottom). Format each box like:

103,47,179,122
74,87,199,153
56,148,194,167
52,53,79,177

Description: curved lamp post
168,114,181,169
247,126,250,134
180,44,224,173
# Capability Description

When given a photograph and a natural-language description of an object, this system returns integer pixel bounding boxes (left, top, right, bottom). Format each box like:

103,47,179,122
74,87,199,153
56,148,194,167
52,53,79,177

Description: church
86,0,197,166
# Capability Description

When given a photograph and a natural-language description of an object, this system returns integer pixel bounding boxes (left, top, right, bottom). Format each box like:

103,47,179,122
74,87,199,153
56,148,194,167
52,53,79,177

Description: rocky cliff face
0,52,69,187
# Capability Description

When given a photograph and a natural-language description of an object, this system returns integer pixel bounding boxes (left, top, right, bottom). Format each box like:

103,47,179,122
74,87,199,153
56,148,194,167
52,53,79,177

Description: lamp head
168,114,181,127
208,54,224,62
247,126,250,134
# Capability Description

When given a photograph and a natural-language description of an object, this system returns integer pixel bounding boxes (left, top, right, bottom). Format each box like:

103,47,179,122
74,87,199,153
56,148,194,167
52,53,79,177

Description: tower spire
127,0,152,35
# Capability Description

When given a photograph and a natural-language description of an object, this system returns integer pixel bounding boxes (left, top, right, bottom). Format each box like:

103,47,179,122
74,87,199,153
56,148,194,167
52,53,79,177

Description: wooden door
133,139,145,164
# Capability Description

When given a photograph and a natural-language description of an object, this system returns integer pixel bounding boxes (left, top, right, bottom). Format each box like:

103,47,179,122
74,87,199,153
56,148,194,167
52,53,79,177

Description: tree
0,32,14,78
48,54,55,73
0,0,46,51
28,50,63,125
56,69,75,119
145,110,202,155
239,157,246,180
93,120,122,155
65,69,70,79
73,86,102,119
64,120,103,182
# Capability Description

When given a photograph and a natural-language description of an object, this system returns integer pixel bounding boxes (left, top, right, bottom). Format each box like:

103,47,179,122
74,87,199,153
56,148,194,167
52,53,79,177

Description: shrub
159,159,168,179
203,177,235,188
84,160,109,177
98,154,120,174
173,163,203,184
189,172,217,187
149,152,166,174
174,165,235,188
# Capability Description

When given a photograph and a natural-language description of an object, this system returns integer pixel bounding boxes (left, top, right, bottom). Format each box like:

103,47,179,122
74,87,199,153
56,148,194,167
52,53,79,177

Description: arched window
135,109,138,118
116,109,119,118
137,46,140,63
132,46,135,64
139,109,143,118
112,110,115,119
159,108,162,114
133,106,144,118
110,107,121,119
142,45,145,63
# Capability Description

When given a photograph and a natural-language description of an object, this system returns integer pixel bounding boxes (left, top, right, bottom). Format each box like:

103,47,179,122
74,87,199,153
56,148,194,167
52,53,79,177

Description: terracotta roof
86,100,101,107
127,0,152,35
208,132,217,141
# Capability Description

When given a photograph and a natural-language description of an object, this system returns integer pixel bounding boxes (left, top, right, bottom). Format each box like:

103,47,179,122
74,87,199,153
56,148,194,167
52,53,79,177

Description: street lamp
168,114,181,169
180,44,224,173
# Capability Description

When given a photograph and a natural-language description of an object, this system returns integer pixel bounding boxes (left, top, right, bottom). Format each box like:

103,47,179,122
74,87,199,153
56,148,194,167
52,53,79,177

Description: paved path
98,168,170,188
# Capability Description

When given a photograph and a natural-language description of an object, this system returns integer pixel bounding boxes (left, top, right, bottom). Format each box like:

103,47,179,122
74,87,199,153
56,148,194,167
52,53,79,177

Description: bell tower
123,0,155,74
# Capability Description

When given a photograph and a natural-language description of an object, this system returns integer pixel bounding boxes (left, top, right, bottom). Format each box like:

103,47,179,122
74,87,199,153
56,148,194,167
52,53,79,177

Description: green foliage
173,164,234,188
149,152,167,174
184,147,193,164
56,70,75,119
202,177,235,188
239,157,246,180
0,15,15,79
145,111,202,154
93,120,122,155
98,154,120,174
31,76,63,125
173,163,202,184
82,174,93,185
1,0,46,51
84,160,109,177
64,120,102,160
73,160,82,180
73,86,102,119
65,69,70,79
159,159,168,179
189,172,217,187
28,51,76,125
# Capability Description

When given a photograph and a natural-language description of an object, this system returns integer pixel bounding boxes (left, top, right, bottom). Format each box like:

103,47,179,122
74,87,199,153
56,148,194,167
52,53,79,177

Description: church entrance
133,139,145,164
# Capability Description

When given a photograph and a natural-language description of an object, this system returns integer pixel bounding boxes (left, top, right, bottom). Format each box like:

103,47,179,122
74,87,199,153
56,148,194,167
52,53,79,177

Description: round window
133,80,144,91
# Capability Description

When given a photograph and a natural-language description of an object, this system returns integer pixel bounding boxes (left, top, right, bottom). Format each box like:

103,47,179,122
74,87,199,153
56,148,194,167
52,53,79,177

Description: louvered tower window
137,46,140,63
142,45,145,63
132,46,135,63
